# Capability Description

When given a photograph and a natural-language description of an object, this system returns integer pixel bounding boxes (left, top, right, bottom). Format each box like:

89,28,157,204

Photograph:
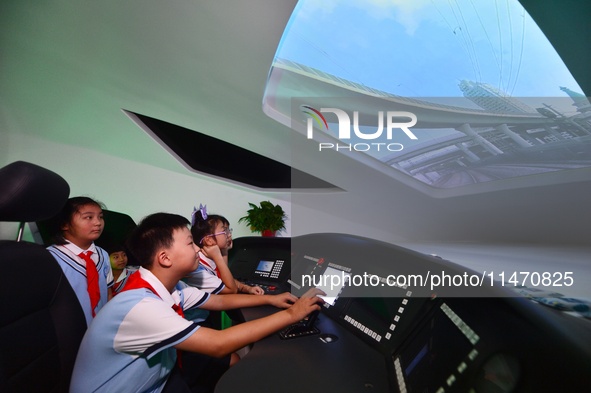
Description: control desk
216,234,591,393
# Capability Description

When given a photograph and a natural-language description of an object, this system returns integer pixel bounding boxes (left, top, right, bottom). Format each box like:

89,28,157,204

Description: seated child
185,204,263,296
184,205,265,327
46,196,114,326
69,212,323,393
107,244,138,294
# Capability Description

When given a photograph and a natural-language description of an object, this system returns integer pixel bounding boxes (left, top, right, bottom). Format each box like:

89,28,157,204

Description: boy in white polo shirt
70,212,323,393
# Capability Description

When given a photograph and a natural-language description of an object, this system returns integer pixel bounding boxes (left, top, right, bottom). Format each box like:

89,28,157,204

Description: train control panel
217,233,591,393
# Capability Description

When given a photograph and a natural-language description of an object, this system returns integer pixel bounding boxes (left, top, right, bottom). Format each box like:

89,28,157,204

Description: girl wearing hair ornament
184,204,264,324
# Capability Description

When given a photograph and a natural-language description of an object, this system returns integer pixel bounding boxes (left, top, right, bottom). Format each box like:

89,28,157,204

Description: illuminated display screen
256,260,274,273
316,266,350,306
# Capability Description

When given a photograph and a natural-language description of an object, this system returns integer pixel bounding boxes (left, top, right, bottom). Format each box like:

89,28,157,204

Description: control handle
279,310,321,339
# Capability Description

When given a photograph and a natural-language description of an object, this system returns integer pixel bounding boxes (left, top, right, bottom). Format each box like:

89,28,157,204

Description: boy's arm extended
176,289,324,357
202,291,298,311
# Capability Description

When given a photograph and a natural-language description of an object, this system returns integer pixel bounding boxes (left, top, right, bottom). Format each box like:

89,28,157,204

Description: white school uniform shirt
70,267,210,393
47,241,113,326
183,252,225,322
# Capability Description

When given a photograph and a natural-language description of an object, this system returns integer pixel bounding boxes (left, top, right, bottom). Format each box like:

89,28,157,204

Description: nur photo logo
300,105,418,152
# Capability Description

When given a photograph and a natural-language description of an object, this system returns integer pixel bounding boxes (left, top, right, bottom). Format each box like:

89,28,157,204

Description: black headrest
94,210,137,254
0,161,70,222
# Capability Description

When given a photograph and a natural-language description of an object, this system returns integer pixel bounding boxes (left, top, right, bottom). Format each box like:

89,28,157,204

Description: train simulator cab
2,0,591,392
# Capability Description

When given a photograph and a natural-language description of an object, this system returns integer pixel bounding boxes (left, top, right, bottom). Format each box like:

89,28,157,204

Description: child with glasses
185,205,263,300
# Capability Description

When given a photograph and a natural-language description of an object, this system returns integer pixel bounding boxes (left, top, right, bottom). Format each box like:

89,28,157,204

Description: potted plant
238,201,287,237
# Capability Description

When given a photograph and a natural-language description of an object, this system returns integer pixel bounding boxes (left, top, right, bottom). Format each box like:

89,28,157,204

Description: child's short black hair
105,243,126,255
126,212,190,268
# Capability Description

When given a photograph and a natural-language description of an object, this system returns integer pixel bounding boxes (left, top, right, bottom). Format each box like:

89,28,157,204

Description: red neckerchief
199,255,221,278
117,270,160,297
117,270,185,367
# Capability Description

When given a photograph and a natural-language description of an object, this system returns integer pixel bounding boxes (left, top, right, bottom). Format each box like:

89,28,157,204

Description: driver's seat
0,161,86,393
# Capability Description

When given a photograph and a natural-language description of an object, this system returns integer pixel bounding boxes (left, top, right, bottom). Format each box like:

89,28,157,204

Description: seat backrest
0,161,87,393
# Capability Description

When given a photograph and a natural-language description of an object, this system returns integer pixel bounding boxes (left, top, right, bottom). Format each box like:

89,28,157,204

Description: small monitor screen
316,266,350,306
347,297,402,333
256,260,274,273
393,303,477,392
341,282,421,348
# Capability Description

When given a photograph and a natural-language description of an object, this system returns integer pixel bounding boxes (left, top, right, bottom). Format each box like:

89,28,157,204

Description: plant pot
261,229,276,237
